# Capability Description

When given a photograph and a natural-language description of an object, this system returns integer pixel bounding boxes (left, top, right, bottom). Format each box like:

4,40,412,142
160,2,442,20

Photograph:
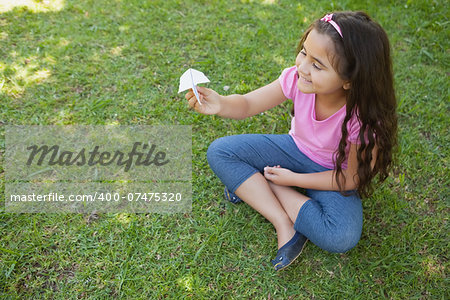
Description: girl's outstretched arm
264,144,377,191
185,79,287,120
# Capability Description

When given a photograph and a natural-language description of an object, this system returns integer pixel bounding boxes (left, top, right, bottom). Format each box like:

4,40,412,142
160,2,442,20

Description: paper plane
178,68,210,105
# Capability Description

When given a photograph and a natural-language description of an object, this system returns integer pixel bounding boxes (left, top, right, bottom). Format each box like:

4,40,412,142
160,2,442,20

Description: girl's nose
297,60,309,76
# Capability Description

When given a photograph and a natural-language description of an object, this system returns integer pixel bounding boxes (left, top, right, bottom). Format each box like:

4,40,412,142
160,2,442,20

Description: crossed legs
206,134,363,254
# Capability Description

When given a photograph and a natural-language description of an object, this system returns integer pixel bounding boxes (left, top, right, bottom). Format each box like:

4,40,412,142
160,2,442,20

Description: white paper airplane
178,68,210,105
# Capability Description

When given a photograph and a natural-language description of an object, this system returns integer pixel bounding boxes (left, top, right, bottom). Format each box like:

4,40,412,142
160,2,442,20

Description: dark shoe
271,232,308,271
223,187,242,204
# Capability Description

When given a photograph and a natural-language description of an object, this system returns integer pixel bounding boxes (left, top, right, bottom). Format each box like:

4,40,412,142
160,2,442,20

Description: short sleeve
278,66,298,100
347,115,362,144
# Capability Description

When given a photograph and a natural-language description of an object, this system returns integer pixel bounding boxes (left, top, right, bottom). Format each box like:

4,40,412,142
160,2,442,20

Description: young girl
185,11,397,271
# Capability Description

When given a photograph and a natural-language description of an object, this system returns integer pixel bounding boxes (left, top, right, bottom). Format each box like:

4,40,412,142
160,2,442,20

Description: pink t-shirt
279,66,361,169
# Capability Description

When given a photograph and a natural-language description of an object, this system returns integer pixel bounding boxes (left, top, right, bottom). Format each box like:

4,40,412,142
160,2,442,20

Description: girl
185,11,397,271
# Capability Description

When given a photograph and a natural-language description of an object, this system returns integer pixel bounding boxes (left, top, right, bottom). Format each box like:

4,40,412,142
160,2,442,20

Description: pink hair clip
321,14,343,38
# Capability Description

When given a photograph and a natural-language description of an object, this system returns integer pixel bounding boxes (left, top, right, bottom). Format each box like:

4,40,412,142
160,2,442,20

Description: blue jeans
206,134,363,253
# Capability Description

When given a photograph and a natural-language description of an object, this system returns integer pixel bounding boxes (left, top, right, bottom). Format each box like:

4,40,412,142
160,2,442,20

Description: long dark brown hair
296,11,397,198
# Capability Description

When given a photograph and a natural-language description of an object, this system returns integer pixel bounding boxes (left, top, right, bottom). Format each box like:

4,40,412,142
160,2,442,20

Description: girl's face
295,29,350,99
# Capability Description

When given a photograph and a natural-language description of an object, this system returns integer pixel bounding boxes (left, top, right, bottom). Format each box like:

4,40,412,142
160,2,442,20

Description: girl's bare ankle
275,224,296,249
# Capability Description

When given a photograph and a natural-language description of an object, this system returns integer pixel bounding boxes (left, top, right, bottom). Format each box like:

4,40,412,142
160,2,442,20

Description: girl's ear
343,81,351,90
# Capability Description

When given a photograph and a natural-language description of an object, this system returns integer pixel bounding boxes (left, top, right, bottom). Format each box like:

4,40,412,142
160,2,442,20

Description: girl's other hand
185,86,222,115
264,165,296,186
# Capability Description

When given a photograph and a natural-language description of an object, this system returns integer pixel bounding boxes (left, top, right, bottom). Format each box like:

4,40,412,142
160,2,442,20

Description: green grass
0,0,448,298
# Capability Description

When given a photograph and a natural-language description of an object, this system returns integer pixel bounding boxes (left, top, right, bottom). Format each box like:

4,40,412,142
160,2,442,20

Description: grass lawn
0,0,448,298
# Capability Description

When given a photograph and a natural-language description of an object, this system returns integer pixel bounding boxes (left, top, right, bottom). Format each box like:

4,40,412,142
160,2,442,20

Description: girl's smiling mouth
299,73,312,84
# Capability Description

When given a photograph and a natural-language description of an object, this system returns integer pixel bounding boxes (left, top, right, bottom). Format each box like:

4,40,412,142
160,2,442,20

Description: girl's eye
300,50,306,56
312,63,322,70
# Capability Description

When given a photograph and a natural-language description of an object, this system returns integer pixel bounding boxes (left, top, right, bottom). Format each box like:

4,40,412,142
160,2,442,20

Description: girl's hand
264,165,296,186
185,86,222,115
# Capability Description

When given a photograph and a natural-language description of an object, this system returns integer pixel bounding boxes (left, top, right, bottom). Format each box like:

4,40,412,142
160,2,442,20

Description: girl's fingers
264,166,273,173
185,88,205,108
185,89,197,103
188,96,202,109
188,98,196,109
185,91,197,108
